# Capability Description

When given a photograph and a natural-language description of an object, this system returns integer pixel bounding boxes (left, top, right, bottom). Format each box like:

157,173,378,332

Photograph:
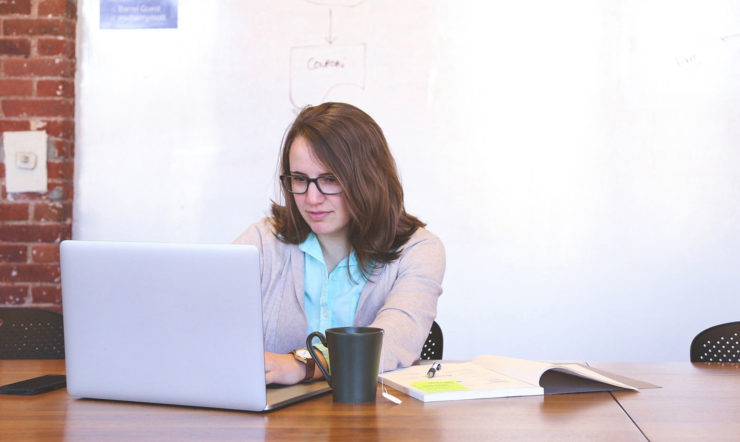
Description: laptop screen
61,240,269,411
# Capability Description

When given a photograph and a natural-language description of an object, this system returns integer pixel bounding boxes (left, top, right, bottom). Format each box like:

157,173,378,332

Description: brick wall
0,0,76,312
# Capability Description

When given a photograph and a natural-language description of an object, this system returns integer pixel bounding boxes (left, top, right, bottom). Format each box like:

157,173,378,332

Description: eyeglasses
280,174,343,195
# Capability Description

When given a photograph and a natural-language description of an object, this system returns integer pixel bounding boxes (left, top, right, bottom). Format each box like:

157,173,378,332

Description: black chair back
690,321,740,362
0,308,65,359
420,320,443,360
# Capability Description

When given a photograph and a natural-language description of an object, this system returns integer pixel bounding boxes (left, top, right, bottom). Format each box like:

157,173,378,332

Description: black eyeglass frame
279,174,343,195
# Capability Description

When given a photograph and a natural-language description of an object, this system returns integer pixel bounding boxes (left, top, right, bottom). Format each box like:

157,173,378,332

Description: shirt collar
298,232,358,268
298,232,324,263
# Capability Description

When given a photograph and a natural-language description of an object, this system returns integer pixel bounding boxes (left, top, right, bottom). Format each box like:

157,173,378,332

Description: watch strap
302,355,315,382
292,348,315,383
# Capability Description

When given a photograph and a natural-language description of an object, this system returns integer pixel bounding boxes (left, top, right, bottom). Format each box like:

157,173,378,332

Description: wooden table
1,360,737,441
595,362,740,441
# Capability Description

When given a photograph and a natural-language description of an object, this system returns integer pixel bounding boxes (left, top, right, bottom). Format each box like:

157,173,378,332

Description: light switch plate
3,131,48,193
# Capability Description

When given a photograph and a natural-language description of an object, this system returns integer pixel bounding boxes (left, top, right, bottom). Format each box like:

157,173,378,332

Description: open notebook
380,355,659,402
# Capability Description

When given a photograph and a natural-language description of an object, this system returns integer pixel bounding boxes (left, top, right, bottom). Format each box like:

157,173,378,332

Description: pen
426,362,442,378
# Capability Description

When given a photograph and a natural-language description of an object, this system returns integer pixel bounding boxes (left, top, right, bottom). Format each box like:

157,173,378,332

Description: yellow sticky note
412,380,470,393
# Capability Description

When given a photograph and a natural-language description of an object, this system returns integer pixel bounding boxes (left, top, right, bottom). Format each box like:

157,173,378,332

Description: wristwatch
291,348,315,383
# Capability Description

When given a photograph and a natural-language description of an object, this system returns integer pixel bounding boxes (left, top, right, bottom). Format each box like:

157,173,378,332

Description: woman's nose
304,181,325,203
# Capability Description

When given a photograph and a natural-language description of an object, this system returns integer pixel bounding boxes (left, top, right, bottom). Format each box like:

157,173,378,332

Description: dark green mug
306,327,384,403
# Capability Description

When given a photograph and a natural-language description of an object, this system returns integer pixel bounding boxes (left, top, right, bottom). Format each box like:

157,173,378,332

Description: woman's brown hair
271,102,425,277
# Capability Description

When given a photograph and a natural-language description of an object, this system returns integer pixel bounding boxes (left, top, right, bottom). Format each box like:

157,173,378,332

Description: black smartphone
0,375,66,395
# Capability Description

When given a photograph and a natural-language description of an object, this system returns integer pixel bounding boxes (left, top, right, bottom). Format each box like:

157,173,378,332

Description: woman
234,102,445,385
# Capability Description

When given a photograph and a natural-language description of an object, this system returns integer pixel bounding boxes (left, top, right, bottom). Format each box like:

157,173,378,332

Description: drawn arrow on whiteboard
325,8,336,44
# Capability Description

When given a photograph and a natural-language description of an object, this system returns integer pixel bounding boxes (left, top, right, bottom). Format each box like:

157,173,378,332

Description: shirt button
323,311,328,317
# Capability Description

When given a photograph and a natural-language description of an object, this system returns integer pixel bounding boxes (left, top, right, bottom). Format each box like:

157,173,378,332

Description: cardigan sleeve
232,219,308,354
363,229,446,370
233,220,267,282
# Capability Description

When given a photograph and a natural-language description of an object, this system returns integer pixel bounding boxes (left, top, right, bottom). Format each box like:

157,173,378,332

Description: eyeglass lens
281,175,342,194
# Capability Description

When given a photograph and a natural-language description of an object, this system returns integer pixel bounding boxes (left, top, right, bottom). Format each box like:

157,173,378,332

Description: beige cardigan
234,218,445,370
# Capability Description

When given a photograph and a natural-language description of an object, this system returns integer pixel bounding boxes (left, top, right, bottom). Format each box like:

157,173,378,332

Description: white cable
379,343,402,404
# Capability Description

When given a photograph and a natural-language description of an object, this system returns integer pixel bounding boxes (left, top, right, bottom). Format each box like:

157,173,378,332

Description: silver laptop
60,240,330,412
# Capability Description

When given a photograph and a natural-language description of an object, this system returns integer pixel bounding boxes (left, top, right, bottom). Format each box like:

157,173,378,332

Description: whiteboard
75,0,740,361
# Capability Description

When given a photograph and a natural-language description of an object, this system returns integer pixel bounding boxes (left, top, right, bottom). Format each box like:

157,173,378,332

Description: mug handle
306,331,331,386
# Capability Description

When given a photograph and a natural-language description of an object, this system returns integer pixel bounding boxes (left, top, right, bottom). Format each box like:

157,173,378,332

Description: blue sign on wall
100,0,178,29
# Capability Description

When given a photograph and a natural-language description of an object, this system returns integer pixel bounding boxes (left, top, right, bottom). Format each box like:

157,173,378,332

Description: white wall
75,0,740,361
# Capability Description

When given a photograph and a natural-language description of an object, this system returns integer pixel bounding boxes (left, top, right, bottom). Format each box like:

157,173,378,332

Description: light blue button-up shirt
300,233,367,336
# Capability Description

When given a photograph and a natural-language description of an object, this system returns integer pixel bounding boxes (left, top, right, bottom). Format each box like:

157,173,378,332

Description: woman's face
288,136,351,243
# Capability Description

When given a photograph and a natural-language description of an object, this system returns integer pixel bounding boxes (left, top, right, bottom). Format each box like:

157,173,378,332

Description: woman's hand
264,351,305,385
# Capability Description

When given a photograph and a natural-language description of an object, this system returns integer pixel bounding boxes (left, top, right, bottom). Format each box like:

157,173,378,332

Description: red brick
0,202,30,221
37,38,75,58
0,245,28,262
31,243,59,263
3,18,73,38
37,79,74,98
31,284,62,303
0,120,31,132
0,38,31,56
34,181,74,201
0,79,33,96
2,98,74,118
0,285,28,304
34,202,66,222
39,0,76,18
47,161,74,179
0,224,69,242
0,263,60,283
0,0,31,14
54,181,74,200
33,201,71,222
3,58,75,77
42,119,74,139
51,139,74,158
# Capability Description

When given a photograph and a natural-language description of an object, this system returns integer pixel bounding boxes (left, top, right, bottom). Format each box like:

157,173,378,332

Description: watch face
296,348,312,359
